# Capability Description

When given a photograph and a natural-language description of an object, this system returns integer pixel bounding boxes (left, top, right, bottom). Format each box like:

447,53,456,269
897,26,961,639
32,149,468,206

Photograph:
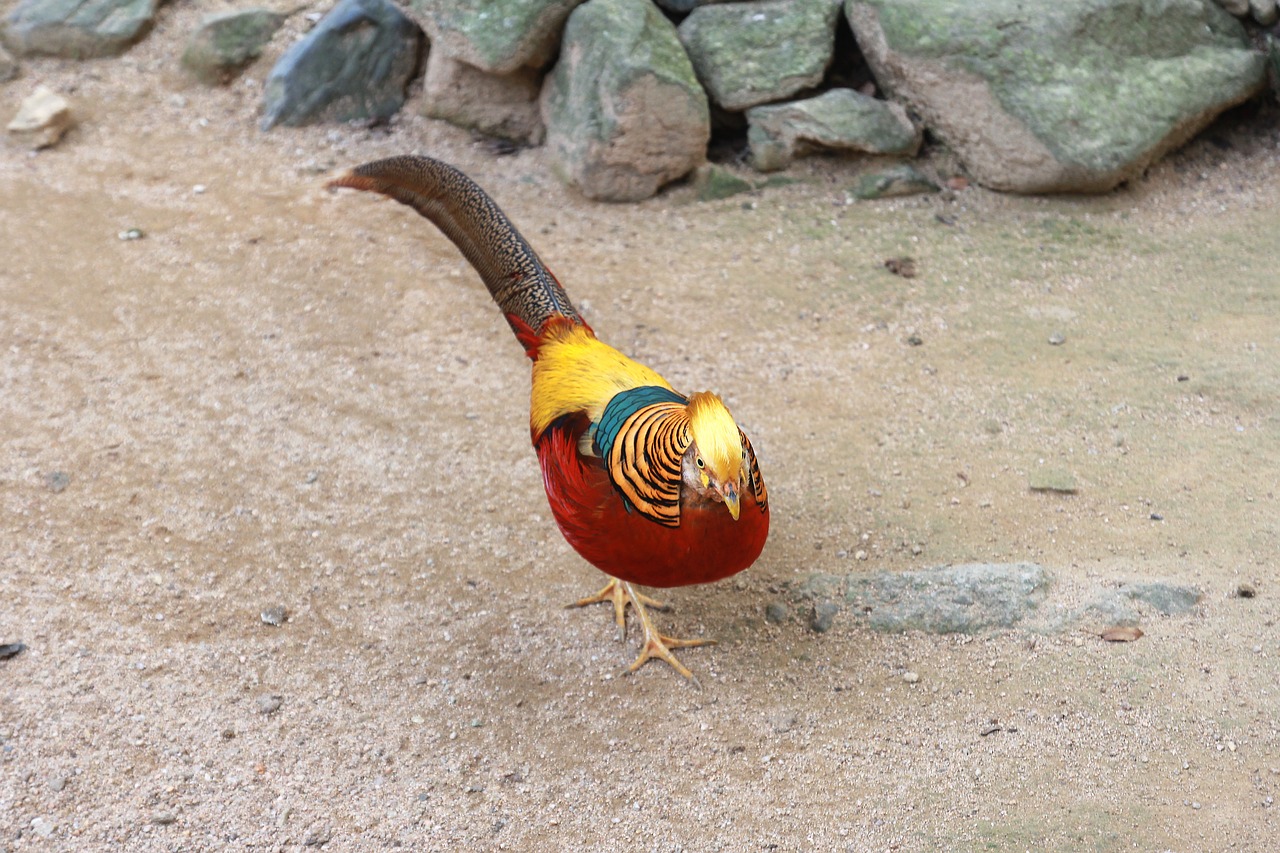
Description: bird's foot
568,576,668,642
620,581,714,685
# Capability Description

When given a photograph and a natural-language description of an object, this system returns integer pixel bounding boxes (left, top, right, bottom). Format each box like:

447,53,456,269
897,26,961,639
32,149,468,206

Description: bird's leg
569,576,667,641
620,581,714,684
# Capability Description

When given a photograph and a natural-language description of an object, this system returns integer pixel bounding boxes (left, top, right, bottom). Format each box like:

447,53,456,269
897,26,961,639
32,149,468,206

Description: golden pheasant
329,156,769,680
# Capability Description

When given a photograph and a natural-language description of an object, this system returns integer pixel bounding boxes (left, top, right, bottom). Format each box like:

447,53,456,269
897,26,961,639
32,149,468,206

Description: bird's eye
696,457,705,469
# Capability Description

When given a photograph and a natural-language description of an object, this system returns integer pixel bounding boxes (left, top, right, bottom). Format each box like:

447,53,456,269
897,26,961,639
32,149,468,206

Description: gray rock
763,600,789,623
0,42,17,81
421,50,544,144
830,563,1049,633
2,0,159,59
408,0,583,74
541,0,709,201
810,601,840,633
7,86,74,149
1253,0,1279,25
746,88,920,172
1217,0,1250,14
260,605,287,627
256,694,283,714
45,469,72,492
846,0,1267,193
655,0,733,11
852,164,939,199
1123,581,1201,615
30,816,54,838
260,0,423,131
678,0,842,111
182,8,288,86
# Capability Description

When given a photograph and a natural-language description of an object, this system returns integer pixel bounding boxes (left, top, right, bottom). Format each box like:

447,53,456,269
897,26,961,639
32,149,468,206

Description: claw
569,577,712,682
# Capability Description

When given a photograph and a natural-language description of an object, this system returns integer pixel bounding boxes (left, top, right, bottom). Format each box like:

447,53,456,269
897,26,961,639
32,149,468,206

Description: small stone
902,670,920,684
692,164,755,201
221,727,236,739
852,164,939,200
7,85,73,149
49,774,67,792
0,642,26,659
764,601,789,623
118,227,144,241
1237,583,1257,599
153,811,177,826
1048,332,1066,345
855,550,868,561
256,694,283,715
46,470,70,492
260,606,287,627
810,602,839,633
31,817,54,838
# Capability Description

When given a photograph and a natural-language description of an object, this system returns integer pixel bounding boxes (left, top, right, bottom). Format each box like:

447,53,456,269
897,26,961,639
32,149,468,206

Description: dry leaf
1100,626,1144,643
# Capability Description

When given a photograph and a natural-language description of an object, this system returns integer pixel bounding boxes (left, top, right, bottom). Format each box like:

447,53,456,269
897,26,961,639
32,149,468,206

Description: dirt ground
2,10,1279,851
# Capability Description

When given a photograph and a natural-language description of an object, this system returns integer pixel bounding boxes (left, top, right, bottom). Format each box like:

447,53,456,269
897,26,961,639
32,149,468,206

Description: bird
328,155,769,680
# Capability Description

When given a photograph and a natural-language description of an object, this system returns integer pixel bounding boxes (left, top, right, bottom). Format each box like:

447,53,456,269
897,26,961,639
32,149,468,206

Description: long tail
327,155,583,340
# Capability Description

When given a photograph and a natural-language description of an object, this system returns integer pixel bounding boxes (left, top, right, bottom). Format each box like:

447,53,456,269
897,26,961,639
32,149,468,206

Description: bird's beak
718,481,740,521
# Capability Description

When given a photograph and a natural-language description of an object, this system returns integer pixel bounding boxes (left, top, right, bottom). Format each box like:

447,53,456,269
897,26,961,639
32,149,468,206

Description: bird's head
683,391,746,521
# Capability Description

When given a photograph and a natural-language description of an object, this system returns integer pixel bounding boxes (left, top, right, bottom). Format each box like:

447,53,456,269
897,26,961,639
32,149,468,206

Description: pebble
260,606,288,626
46,471,70,493
256,694,283,715
1236,583,1257,599
49,774,67,792
902,671,920,684
31,817,54,838
118,227,145,241
810,602,839,633
764,601,789,623
1048,332,1066,345
0,642,25,659
153,811,177,825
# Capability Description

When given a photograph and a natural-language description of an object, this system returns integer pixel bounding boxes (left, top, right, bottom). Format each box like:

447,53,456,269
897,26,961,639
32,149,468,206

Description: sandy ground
2,8,1280,851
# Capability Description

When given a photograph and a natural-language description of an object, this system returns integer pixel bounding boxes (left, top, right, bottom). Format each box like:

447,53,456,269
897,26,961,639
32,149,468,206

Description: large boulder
182,8,289,86
678,0,842,111
541,0,710,201
845,0,1268,193
746,87,919,171
421,50,545,144
260,0,423,131
408,0,584,74
2,0,159,59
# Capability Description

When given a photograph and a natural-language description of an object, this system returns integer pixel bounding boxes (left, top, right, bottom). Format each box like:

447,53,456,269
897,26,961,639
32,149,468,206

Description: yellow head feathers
687,391,742,481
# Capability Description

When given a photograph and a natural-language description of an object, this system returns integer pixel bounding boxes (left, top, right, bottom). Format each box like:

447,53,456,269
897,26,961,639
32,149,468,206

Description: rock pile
2,0,1275,200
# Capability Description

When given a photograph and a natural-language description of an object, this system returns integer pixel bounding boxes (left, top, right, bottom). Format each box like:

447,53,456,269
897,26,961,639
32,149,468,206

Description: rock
810,601,840,633
1028,468,1077,494
49,774,68,792
902,670,919,683
45,470,71,492
763,600,789,623
260,0,423,131
30,816,54,838
182,8,288,86
678,0,842,111
0,642,25,659
260,605,287,627
654,0,728,11
541,0,710,201
2,0,159,59
846,0,1268,193
152,811,177,826
852,164,938,199
408,0,583,74
837,562,1049,633
256,694,283,714
421,50,544,144
1216,0,1249,14
746,88,919,172
1252,0,1279,25
0,42,18,81
692,164,755,201
7,86,74,149
1124,581,1201,615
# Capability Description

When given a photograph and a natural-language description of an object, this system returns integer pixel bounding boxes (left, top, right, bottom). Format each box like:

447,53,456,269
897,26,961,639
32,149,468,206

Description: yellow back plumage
530,323,671,438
